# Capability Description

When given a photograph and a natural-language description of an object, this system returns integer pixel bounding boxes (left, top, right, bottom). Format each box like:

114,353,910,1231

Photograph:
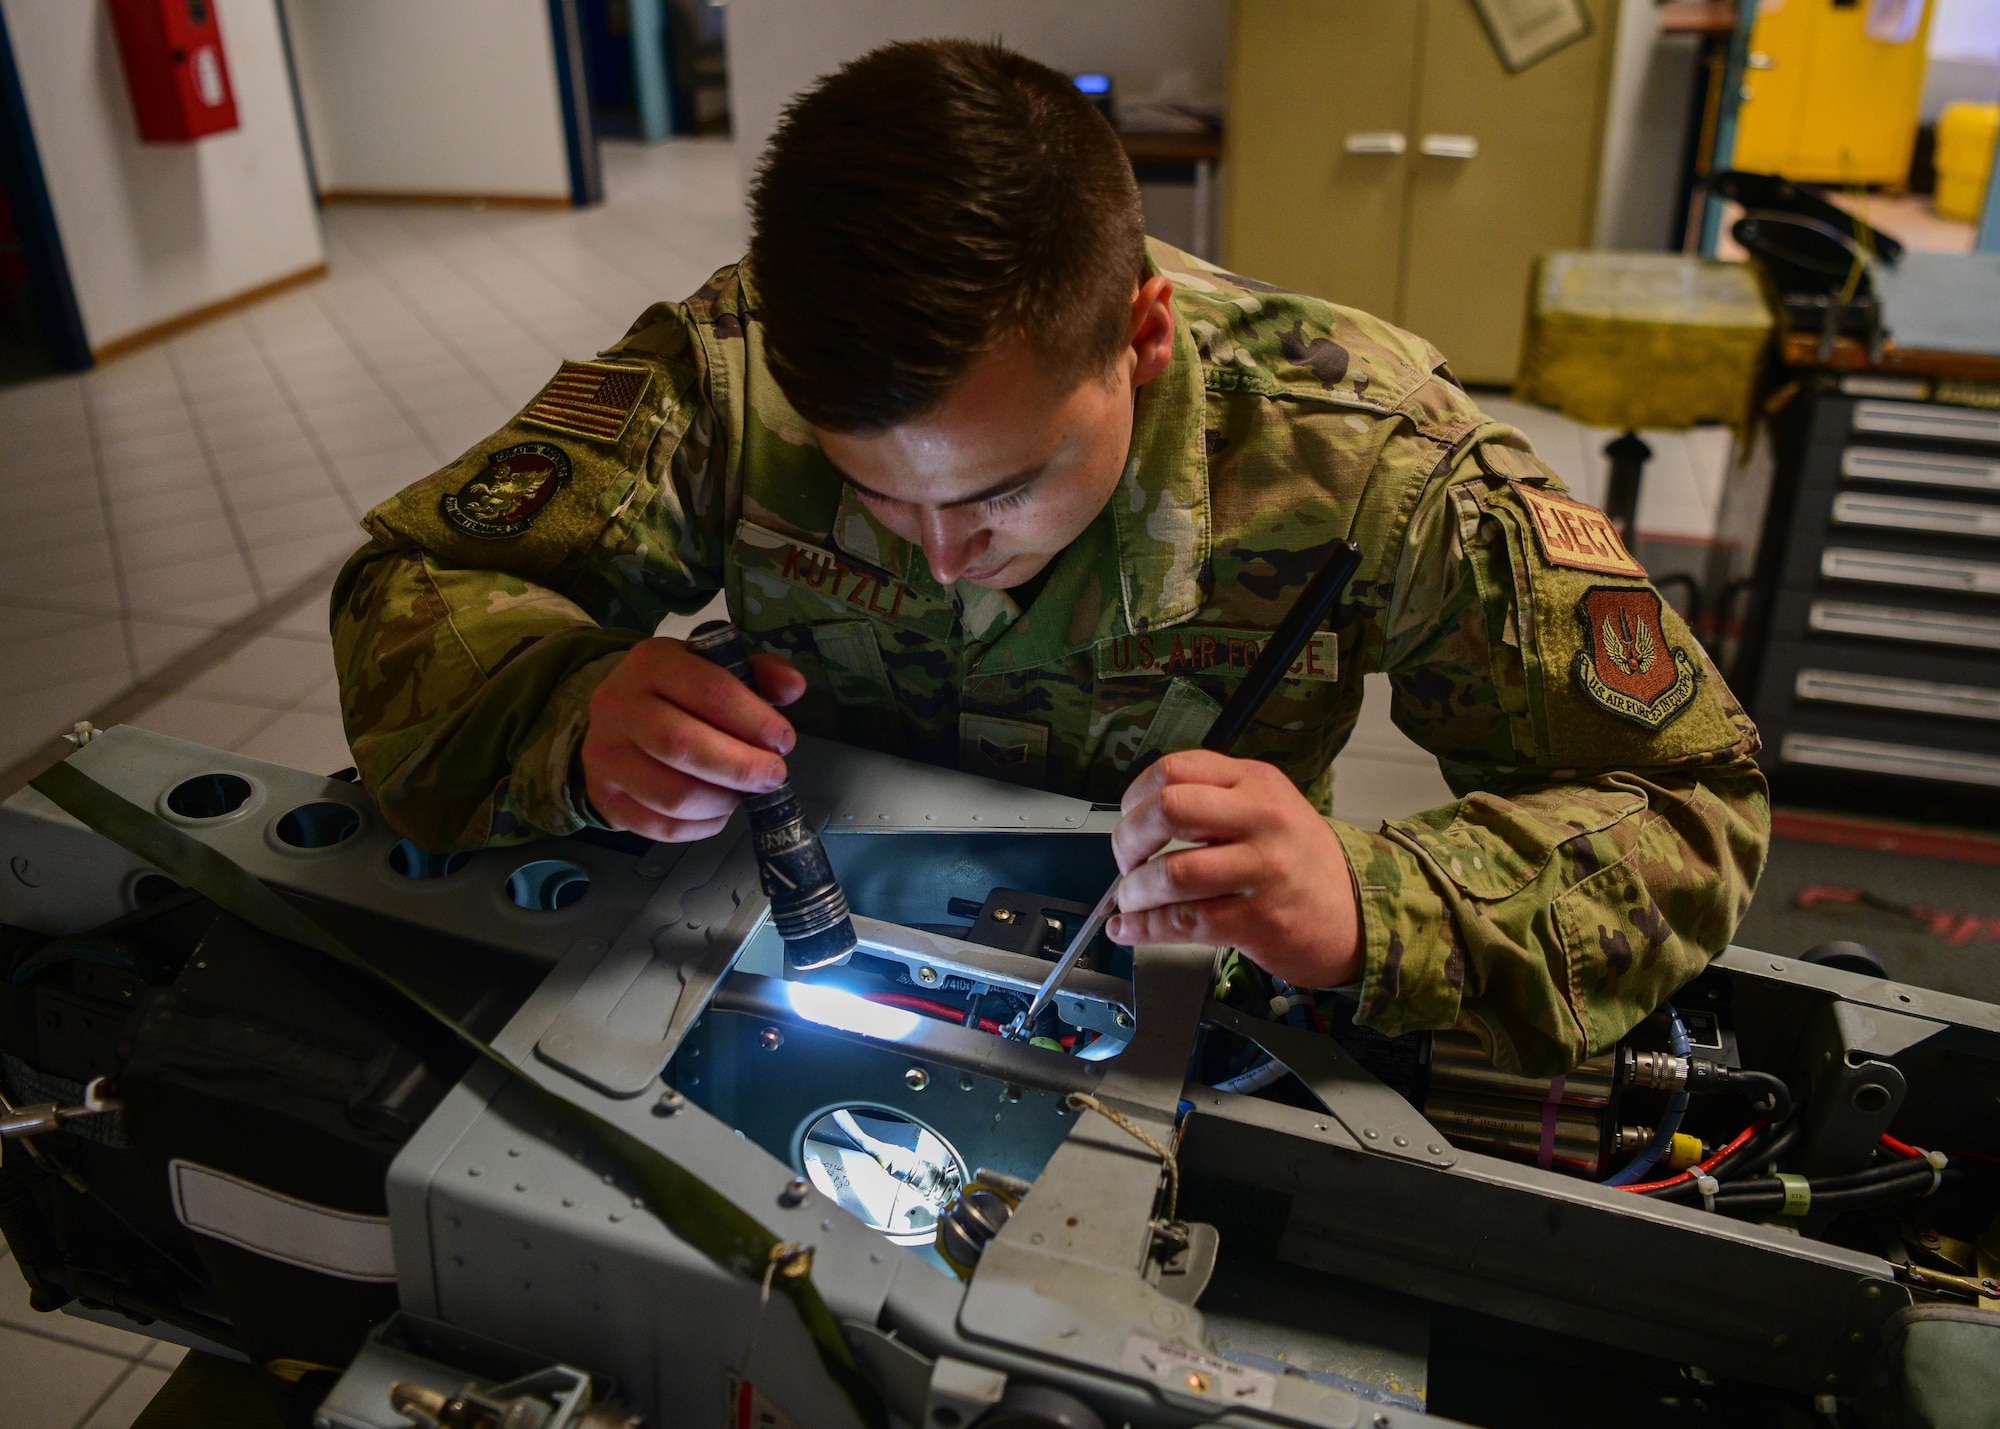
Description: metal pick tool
1011,875,1122,1035
1009,540,1364,1040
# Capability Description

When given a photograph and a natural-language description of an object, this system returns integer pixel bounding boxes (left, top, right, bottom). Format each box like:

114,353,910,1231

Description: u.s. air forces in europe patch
439,443,572,539
1574,586,1697,729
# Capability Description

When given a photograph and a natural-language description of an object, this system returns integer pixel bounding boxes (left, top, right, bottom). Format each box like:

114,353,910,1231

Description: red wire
1623,1129,1946,1196
864,991,974,1023
1618,1118,1767,1193
860,991,1081,1047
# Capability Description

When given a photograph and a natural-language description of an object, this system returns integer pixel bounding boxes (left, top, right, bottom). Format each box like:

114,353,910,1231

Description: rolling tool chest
1744,375,2000,808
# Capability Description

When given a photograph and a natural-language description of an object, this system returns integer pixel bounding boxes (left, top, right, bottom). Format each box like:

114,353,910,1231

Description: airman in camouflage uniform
332,238,1769,1076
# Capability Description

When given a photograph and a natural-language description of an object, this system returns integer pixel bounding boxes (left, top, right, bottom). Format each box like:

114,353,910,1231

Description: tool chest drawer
1753,636,2000,748
1744,377,2000,805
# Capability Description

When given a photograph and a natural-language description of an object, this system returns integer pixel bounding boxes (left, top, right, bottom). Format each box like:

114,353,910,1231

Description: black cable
1715,1156,1941,1201
1710,1173,1959,1218
1726,1069,1793,1121
1711,1166,1959,1217
1713,1118,1801,1182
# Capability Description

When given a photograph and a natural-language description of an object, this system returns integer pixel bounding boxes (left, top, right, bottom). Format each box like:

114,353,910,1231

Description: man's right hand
580,637,807,842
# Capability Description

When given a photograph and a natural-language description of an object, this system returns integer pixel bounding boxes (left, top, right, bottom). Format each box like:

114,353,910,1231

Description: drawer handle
1780,733,2000,788
1796,668,2000,722
1343,131,1406,155
1419,133,1479,159
1809,599,2000,651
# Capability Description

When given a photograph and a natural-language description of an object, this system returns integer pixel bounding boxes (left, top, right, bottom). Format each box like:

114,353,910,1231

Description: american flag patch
521,360,651,443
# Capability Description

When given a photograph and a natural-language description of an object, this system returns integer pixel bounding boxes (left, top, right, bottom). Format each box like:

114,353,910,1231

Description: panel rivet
758,1026,784,1051
1363,1128,1380,1140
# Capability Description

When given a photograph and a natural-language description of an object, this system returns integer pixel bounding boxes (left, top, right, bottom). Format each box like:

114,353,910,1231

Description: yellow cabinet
1732,0,1933,186
1224,0,1619,385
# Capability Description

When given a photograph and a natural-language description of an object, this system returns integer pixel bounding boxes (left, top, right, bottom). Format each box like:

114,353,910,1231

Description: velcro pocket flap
1388,788,1643,900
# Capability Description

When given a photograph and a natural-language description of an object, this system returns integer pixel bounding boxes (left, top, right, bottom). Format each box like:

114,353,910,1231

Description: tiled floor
0,137,1741,1410
0,1246,187,1429
0,138,750,787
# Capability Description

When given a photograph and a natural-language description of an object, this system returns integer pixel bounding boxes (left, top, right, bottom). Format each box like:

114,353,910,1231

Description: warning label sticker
1119,1333,1277,1411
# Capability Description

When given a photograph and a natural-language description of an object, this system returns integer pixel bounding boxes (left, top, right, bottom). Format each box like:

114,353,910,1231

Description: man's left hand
1107,750,1364,988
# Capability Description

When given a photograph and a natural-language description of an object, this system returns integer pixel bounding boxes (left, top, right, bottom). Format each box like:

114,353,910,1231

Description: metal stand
1602,430,1651,541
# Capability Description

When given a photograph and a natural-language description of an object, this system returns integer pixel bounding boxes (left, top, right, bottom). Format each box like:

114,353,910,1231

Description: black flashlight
683,621,857,972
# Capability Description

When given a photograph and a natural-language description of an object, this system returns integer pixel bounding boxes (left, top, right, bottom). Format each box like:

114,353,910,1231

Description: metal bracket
534,816,768,1096
1202,1000,1455,1169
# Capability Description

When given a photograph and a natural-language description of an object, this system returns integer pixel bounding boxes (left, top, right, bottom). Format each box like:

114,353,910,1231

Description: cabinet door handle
1343,131,1407,155
1419,134,1479,159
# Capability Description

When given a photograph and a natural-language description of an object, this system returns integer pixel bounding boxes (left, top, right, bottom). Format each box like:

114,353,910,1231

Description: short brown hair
749,40,1147,432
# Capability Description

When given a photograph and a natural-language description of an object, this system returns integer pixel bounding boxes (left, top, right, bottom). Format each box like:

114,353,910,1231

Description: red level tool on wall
106,0,240,143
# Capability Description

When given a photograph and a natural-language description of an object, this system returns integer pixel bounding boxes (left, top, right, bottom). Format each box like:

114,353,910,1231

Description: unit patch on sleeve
439,443,572,539
1512,482,1646,578
1574,586,1698,729
521,360,651,443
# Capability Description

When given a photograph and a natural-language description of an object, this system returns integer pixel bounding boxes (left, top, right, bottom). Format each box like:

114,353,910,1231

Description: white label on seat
169,1160,395,1282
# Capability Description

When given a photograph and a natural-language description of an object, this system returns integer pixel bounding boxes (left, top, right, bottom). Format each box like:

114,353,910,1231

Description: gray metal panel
532,817,769,1096
0,727,667,959
1161,1081,1908,1397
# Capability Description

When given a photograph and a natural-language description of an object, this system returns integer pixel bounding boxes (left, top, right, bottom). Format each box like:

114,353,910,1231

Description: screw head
915,965,940,986
653,1088,684,1117
778,1176,811,1208
757,1025,784,1051
904,1066,930,1091
1113,1008,1134,1028
993,908,1017,923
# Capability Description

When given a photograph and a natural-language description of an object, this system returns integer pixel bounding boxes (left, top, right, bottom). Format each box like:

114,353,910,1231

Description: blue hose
1601,1005,1691,1187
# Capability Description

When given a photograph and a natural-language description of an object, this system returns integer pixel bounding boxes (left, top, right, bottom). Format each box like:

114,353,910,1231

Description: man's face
815,277,1175,591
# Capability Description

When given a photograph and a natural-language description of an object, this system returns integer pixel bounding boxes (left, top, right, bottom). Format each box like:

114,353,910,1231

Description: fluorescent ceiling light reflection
785,982,922,1041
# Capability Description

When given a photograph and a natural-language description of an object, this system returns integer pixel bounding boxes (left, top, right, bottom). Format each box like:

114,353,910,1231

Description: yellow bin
1936,102,1999,224
1515,253,1773,440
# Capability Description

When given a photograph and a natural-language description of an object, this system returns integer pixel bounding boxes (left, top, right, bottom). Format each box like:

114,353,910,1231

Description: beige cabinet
1224,0,1619,385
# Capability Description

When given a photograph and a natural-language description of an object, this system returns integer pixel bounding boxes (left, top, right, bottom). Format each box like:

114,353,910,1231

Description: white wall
281,0,570,199
0,0,323,353
1923,0,2000,120
723,0,1231,186
1932,0,2000,59
1594,1,1701,251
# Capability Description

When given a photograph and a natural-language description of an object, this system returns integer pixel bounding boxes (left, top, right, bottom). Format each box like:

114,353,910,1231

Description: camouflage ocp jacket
332,239,1769,1075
